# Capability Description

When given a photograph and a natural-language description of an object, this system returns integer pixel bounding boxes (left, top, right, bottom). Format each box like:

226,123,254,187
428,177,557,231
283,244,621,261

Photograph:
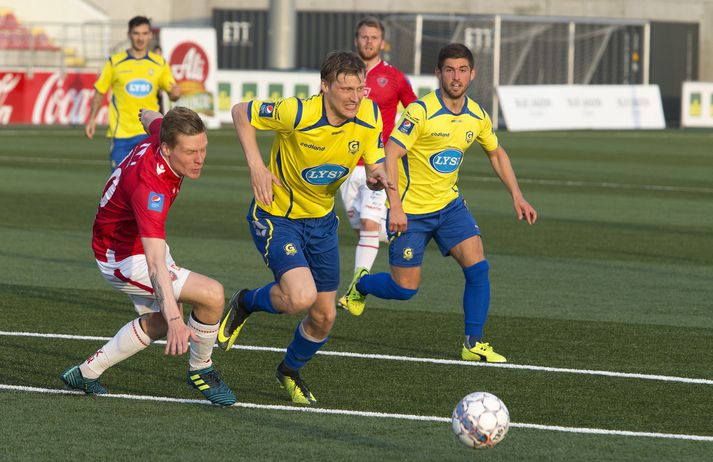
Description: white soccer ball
451,391,510,449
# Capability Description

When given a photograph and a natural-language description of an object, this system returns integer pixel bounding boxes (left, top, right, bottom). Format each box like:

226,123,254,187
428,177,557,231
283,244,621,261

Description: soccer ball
451,391,510,449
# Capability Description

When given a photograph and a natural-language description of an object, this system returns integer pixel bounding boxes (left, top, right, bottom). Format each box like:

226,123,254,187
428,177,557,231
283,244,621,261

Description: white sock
188,313,219,371
355,231,380,272
80,318,151,379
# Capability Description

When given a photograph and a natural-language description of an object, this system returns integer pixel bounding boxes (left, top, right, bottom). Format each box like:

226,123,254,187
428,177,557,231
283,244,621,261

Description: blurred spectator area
0,9,121,70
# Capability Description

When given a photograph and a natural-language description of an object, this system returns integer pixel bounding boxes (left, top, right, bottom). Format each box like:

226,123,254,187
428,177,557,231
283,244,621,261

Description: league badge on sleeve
398,118,415,135
259,102,275,118
147,192,165,213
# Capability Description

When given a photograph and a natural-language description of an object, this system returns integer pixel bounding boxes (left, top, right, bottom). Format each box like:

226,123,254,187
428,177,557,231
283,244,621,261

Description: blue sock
244,282,280,314
356,272,418,300
463,260,490,340
284,323,328,371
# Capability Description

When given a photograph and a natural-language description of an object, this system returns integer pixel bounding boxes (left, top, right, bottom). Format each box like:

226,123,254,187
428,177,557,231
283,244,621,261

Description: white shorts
96,246,191,316
339,165,388,236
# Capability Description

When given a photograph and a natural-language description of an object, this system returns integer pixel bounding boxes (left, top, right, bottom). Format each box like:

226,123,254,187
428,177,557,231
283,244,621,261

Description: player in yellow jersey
339,43,537,363
85,16,180,171
218,51,392,404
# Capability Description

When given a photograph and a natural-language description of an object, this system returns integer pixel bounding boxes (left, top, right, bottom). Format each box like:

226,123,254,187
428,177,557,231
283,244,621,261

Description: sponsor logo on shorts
403,248,413,261
147,192,165,212
259,102,275,117
301,164,349,185
348,140,360,154
398,119,415,135
284,243,297,256
168,271,178,282
429,149,463,174
125,79,153,97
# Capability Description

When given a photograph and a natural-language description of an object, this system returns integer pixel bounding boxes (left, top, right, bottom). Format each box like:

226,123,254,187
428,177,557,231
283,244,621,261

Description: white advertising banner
160,28,220,128
497,85,666,131
214,70,438,124
680,82,713,128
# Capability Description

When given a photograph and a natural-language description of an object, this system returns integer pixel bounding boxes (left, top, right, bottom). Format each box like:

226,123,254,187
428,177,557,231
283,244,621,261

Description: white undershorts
339,165,388,238
96,246,191,316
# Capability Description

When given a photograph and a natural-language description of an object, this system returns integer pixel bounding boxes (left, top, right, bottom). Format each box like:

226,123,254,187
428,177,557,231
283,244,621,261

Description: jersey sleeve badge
398,119,415,135
259,102,275,118
147,192,165,212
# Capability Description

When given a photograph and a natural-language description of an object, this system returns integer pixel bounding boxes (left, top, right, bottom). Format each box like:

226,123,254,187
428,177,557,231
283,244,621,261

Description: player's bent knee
283,289,318,315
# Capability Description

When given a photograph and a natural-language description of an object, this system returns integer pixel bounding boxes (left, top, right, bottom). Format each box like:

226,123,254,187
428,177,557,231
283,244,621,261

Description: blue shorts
110,134,148,171
388,197,480,268
246,202,340,292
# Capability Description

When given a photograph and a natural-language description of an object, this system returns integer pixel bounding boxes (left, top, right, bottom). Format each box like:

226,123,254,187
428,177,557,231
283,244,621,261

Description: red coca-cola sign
169,42,209,83
0,71,108,125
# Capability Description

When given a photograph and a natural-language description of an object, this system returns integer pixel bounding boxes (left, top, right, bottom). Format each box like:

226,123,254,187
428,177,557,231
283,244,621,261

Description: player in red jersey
60,107,236,406
338,17,418,313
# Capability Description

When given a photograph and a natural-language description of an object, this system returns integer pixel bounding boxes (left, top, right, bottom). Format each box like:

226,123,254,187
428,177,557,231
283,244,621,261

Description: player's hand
84,120,96,140
388,206,408,233
251,164,282,206
169,83,181,100
514,196,537,225
366,171,394,192
164,317,197,356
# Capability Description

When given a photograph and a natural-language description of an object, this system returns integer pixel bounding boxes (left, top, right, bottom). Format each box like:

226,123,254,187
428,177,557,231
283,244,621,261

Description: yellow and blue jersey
94,50,176,139
248,94,384,219
389,89,499,215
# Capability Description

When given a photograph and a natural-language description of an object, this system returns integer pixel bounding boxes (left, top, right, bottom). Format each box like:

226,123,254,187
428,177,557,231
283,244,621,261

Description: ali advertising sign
0,71,108,125
161,28,220,129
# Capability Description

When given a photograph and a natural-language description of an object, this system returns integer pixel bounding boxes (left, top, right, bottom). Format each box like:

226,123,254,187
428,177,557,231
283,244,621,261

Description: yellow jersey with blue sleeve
248,94,384,219
94,50,176,139
389,89,499,215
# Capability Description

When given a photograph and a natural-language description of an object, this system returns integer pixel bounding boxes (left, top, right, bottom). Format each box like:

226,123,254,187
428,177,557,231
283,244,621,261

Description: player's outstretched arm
485,146,537,225
231,102,281,206
141,237,197,355
383,139,408,233
139,109,162,133
84,90,105,140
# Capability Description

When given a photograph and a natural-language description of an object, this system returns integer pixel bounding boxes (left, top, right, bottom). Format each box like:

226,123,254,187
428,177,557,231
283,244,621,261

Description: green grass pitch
0,127,712,461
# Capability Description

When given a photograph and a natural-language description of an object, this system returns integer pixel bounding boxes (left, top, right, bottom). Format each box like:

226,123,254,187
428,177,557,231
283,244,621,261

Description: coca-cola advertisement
0,71,108,125
161,28,219,128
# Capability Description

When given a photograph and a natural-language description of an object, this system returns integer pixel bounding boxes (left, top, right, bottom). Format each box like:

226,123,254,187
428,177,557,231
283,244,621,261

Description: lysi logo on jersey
125,79,153,97
147,192,165,212
398,119,415,135
301,164,349,185
259,102,275,118
429,149,463,173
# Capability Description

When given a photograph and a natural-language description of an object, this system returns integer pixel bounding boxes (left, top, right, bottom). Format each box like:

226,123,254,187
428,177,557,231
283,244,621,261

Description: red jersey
361,60,417,166
92,118,183,262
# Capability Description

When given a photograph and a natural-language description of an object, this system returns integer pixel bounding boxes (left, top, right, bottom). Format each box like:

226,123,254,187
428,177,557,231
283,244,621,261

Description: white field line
1,384,712,442
1,155,711,194
1,330,711,386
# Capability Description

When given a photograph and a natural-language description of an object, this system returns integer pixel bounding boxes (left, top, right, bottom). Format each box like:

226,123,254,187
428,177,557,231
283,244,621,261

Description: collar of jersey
429,89,481,120
115,49,160,65
157,149,181,179
297,95,374,131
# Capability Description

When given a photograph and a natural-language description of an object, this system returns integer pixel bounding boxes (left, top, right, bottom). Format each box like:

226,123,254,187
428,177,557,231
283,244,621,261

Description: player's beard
441,81,469,100
358,47,380,62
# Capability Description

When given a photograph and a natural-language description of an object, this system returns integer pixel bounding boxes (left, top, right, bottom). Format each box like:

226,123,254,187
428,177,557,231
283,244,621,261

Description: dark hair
437,43,474,70
128,16,151,32
160,107,206,148
320,50,366,85
355,17,385,38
